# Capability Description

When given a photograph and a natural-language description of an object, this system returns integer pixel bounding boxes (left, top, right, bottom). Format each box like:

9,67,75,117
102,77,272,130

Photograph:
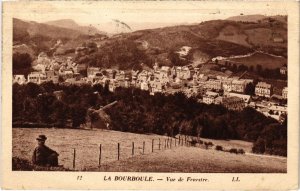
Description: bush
12,157,70,171
198,140,204,144
204,141,214,149
190,139,198,146
12,157,34,171
229,148,238,154
237,149,245,154
271,149,287,157
215,145,223,151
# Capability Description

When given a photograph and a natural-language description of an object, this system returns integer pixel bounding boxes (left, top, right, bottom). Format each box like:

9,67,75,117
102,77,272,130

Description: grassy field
216,25,250,47
13,128,286,172
99,147,286,173
227,52,286,69
13,128,172,170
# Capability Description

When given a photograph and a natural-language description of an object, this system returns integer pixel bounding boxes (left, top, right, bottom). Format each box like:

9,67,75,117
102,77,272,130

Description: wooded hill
13,15,287,71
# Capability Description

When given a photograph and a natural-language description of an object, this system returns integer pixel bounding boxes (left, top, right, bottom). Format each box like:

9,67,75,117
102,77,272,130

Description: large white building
204,79,222,90
231,79,246,93
202,91,218,105
255,82,273,97
13,75,26,85
282,87,288,99
27,72,47,84
222,78,233,92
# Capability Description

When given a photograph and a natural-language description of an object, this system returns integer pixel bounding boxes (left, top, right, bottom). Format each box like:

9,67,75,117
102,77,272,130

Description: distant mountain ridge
13,16,287,71
226,14,267,22
45,19,106,35
13,18,83,41
227,14,287,23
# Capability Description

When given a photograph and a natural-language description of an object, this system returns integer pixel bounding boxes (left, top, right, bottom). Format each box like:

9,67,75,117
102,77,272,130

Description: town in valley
12,14,288,172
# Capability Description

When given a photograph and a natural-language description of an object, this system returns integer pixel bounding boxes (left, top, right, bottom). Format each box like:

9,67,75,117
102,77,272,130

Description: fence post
167,137,169,148
98,144,102,167
73,148,76,170
179,136,181,146
132,142,134,156
117,143,120,160
170,138,172,149
164,139,167,149
159,139,161,150
143,141,145,154
152,139,154,152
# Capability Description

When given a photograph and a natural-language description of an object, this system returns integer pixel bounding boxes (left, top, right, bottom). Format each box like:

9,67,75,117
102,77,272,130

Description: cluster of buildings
13,52,287,122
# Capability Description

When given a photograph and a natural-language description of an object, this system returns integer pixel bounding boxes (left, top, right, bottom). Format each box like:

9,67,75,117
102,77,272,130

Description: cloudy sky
12,1,288,33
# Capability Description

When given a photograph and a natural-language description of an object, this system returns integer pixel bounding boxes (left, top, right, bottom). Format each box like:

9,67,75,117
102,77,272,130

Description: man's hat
36,135,47,141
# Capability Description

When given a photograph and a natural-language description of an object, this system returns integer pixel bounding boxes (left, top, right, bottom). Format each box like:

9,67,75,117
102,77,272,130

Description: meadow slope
13,128,286,172
99,146,286,173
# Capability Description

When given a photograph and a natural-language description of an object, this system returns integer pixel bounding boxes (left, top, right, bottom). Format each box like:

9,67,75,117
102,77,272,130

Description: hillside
13,16,287,70
100,146,286,173
75,17,286,70
227,14,267,22
45,19,105,35
12,128,286,172
13,18,83,43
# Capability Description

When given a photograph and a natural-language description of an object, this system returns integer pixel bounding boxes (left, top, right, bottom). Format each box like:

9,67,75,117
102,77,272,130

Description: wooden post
179,136,181,145
185,136,187,145
164,139,167,149
152,139,154,152
175,138,177,147
73,148,76,169
170,138,172,149
167,137,169,148
117,143,120,160
143,141,145,154
159,139,161,150
98,144,102,167
132,142,134,156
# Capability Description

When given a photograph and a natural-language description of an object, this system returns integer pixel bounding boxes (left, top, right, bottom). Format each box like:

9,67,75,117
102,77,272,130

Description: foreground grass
13,128,286,172
98,146,286,173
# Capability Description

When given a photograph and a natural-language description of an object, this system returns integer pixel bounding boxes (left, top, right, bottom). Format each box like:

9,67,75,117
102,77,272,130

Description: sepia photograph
1,1,299,190
11,3,289,173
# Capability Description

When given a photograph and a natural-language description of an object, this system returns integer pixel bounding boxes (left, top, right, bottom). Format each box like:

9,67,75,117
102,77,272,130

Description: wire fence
71,135,193,170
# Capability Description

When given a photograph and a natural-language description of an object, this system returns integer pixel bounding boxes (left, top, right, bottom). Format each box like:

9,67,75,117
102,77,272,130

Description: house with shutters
255,82,273,97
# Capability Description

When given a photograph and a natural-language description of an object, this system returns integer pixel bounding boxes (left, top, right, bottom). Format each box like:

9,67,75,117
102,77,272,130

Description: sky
12,1,288,33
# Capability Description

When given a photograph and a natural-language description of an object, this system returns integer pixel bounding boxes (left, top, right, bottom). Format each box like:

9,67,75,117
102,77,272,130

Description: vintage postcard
1,1,299,190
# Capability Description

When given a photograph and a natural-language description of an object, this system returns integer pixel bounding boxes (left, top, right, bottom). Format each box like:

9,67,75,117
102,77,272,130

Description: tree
256,64,263,74
37,94,56,123
25,82,41,98
13,53,32,77
71,106,87,128
52,100,69,127
232,64,238,72
237,64,248,72
245,82,255,95
249,65,254,72
41,81,56,93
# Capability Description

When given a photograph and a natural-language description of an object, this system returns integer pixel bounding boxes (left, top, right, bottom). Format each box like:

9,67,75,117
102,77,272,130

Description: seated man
32,135,59,167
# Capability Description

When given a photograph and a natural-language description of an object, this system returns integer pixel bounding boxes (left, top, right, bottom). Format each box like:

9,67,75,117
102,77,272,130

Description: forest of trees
13,81,287,156
13,53,33,77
